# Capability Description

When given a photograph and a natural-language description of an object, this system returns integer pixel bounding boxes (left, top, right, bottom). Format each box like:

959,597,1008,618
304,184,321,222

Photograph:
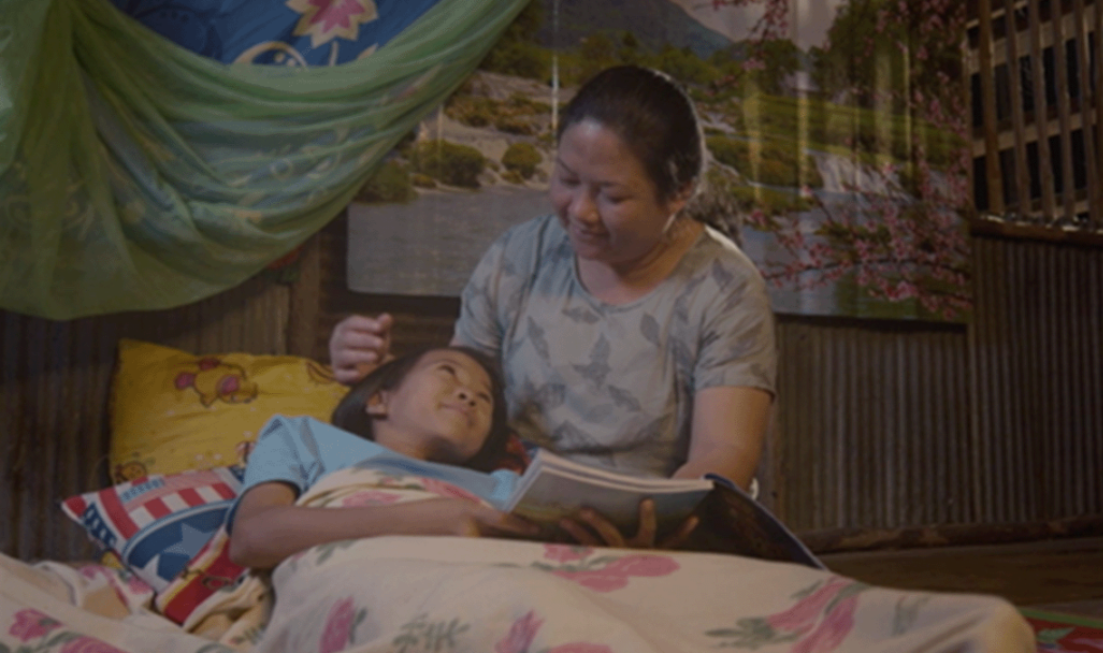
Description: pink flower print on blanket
419,477,482,502
705,577,867,651
9,609,61,642
495,610,613,653
339,490,404,507
319,596,367,653
58,637,127,653
542,544,592,564
77,564,154,609
496,611,543,653
792,594,858,653
533,546,679,592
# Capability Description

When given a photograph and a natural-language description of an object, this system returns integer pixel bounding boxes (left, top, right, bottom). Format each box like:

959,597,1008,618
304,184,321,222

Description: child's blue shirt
228,415,520,531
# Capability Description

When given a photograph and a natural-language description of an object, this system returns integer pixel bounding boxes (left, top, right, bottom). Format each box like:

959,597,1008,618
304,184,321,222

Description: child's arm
229,481,539,570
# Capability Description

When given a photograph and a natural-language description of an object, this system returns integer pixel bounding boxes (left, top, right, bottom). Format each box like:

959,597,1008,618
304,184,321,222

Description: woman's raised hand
557,500,699,550
329,313,394,385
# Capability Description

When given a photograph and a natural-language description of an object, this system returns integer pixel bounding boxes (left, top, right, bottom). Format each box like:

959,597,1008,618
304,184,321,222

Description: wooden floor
819,536,1103,619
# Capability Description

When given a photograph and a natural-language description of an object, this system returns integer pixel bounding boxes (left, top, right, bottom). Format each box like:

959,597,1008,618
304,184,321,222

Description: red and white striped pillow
60,466,243,592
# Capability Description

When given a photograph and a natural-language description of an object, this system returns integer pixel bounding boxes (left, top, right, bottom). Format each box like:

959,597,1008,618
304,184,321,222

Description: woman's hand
328,313,394,385
557,500,699,550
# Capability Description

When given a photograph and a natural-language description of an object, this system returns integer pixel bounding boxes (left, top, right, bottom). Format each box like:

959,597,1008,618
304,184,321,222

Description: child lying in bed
228,346,543,570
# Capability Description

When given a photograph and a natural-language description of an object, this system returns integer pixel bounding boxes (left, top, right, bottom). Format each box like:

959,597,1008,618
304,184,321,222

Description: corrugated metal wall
969,236,1102,523
774,235,1103,535
774,320,973,531
2,225,1101,562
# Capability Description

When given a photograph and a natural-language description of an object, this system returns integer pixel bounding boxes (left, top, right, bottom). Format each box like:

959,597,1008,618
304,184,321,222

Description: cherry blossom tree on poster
708,0,971,320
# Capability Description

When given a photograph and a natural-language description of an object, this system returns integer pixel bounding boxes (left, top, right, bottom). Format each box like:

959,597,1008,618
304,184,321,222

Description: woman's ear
365,391,389,418
666,181,696,218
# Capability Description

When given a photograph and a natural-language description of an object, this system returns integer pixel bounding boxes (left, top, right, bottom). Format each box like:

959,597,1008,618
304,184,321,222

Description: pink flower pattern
420,477,482,502
340,490,403,506
766,577,849,632
708,578,866,651
319,597,360,653
76,564,153,606
9,609,61,642
543,544,592,563
495,611,543,653
59,637,127,653
287,0,378,47
538,549,679,593
792,595,858,653
494,610,614,653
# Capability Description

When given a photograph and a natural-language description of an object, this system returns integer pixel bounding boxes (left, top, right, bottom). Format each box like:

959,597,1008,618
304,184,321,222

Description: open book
504,449,714,537
503,449,823,570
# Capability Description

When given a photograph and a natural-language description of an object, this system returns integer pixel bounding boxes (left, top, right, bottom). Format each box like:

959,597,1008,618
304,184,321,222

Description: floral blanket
1,467,1037,653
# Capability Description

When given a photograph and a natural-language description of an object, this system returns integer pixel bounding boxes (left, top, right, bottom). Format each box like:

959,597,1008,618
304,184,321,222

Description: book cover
683,475,825,569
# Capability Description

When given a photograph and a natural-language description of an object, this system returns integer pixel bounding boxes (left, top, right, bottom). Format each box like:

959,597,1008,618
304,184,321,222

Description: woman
330,65,776,500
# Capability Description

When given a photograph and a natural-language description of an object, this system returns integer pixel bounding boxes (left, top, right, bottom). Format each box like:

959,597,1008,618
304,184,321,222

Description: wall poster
347,0,971,321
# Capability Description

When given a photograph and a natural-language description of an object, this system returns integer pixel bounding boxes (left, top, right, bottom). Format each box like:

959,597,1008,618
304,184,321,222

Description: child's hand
395,498,541,539
557,499,699,550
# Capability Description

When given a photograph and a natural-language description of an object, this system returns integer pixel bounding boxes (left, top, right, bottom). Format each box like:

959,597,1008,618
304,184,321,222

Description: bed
0,339,1036,653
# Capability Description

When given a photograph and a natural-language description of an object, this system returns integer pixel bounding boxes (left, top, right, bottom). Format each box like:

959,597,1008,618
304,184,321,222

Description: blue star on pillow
124,504,232,591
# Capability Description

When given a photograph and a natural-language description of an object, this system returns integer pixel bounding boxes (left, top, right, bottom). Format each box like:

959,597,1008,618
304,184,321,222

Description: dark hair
330,346,511,473
557,65,706,204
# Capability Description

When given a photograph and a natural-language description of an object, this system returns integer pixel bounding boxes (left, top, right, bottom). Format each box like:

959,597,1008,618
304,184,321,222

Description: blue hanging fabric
0,0,528,320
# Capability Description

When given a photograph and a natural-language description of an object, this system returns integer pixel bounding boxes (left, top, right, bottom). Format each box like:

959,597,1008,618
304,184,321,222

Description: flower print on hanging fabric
287,0,379,48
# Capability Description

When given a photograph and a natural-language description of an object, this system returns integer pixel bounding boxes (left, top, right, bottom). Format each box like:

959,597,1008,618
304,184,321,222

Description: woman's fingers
557,516,609,546
627,499,658,548
658,515,699,550
473,505,541,538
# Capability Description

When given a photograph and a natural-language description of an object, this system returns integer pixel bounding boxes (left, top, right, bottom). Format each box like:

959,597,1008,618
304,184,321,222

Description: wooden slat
1070,0,1099,226
1094,0,1103,230
1003,0,1034,214
1027,0,1059,217
1049,0,1078,223
978,0,1008,213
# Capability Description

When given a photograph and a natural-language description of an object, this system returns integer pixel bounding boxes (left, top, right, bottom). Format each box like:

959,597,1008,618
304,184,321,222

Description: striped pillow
60,466,243,591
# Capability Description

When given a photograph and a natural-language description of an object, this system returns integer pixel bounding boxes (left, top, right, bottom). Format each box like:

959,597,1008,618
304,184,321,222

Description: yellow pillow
109,339,349,482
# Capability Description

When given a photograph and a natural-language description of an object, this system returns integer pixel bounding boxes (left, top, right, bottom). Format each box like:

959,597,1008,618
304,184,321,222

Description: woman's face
369,350,495,465
549,118,689,267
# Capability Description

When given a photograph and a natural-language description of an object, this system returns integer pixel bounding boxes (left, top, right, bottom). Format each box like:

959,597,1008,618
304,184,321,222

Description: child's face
370,349,496,465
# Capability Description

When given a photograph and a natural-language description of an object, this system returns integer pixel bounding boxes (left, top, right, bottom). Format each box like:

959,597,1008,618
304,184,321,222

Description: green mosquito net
0,0,526,319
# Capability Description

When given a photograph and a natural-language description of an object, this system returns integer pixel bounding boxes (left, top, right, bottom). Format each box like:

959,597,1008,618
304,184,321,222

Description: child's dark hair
330,346,511,472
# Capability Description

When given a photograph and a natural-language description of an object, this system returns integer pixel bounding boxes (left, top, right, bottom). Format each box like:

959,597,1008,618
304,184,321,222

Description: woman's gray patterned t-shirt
454,214,777,478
